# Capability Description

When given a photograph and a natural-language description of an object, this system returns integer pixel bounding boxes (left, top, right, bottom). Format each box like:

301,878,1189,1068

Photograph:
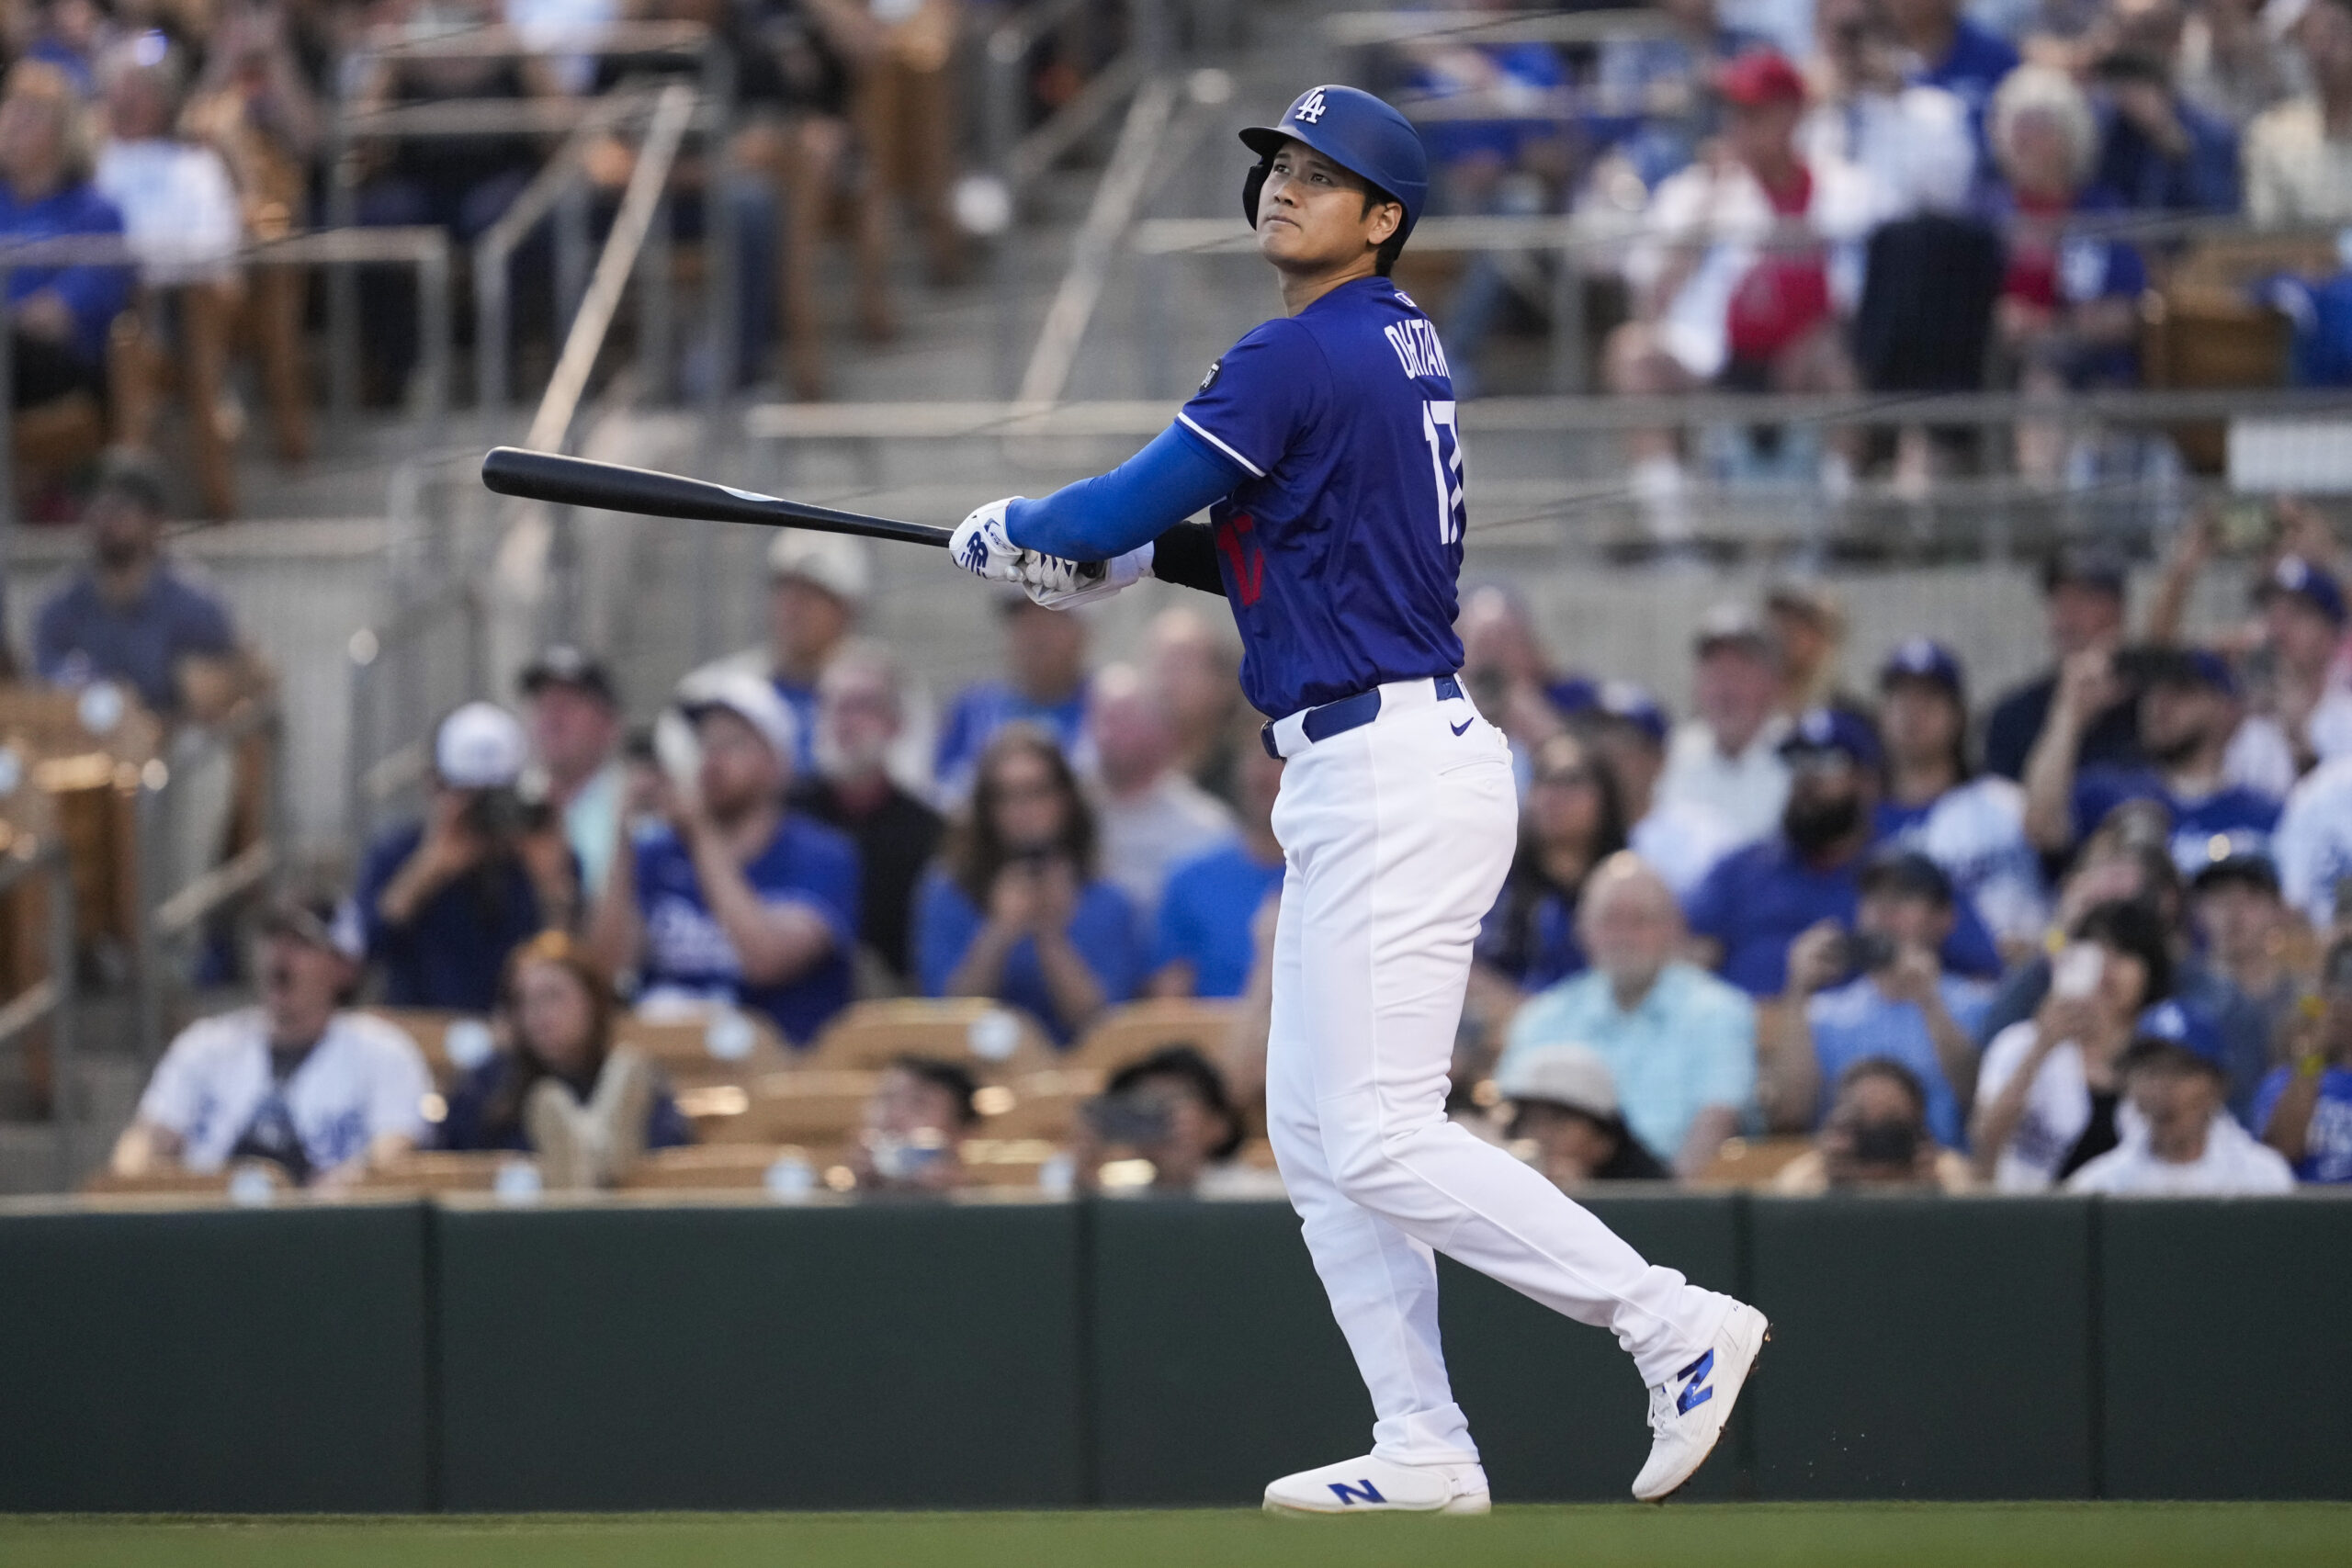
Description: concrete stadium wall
1,1193,2346,1513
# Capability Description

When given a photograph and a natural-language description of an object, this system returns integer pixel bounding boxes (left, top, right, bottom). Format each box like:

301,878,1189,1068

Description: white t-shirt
1973,1020,2102,1192
1882,775,2047,947
1094,772,1236,916
136,1009,431,1177
94,140,243,283
1630,796,1741,900
1798,84,1976,220
1657,716,1792,851
2274,755,2352,927
2064,1113,2296,1196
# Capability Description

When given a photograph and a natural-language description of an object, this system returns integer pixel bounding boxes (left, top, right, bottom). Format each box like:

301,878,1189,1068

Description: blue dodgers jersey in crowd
914,867,1142,1043
1173,276,1468,718
2070,766,2280,869
2251,1066,2352,1183
1152,841,1284,998
631,815,859,1044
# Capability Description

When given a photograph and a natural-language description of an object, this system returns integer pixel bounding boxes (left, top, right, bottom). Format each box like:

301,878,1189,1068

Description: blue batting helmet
1239,85,1429,243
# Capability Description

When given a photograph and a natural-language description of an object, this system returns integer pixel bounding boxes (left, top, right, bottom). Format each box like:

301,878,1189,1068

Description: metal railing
0,832,76,1188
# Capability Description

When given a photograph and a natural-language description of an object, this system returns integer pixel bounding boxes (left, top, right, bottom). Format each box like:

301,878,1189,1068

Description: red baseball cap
1716,50,1807,107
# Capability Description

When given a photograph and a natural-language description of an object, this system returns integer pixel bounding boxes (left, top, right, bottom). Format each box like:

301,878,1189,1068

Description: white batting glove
1020,543,1155,610
949,498,1026,584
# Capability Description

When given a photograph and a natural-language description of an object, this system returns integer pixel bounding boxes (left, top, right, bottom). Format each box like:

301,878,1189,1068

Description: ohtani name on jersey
1383,318,1451,382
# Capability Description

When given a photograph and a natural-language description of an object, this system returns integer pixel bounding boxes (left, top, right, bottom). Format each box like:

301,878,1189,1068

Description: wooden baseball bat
481,446,954,549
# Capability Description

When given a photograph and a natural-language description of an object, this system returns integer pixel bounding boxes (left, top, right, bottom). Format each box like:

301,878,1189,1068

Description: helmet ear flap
1242,158,1271,228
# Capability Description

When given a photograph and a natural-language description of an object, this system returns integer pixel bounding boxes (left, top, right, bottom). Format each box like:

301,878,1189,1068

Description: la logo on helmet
1295,88,1328,123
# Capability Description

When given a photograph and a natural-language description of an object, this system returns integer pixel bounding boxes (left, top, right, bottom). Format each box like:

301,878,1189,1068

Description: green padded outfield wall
0,1202,433,1512
1747,1196,2097,1500
431,1200,1087,1510
2100,1198,2352,1499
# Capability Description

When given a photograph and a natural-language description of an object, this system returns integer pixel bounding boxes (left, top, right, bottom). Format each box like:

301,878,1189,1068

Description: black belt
1261,675,1464,760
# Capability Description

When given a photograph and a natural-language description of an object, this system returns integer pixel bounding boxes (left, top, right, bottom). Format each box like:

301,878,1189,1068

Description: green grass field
5,1504,2350,1568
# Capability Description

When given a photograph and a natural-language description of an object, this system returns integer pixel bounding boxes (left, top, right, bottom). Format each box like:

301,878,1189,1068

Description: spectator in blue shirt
2255,936,2352,1182
358,703,571,1013
436,931,692,1187
1687,708,2004,995
1501,853,1757,1175
589,671,859,1046
2023,644,2282,875
1983,545,2142,783
916,724,1140,1043
33,448,238,718
1887,0,2019,149
1775,851,1994,1146
935,596,1093,799
1473,730,1627,998
1149,740,1284,999
0,62,129,412
2089,49,2241,212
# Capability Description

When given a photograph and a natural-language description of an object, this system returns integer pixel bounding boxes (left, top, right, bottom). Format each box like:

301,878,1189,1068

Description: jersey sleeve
362,1027,434,1144
136,1022,211,1134
1174,317,1328,481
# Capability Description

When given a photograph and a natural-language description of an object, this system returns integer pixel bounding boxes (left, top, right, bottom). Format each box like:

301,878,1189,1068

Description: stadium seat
613,1007,796,1087
355,1150,532,1195
363,1009,496,1089
620,1143,832,1192
803,998,1057,1076
1062,998,1240,1074
82,1161,289,1199
958,1136,1065,1190
686,1069,882,1145
969,1066,1104,1141
1690,1135,1816,1190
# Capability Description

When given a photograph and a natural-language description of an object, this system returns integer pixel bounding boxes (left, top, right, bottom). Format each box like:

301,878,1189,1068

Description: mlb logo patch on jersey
1199,358,1223,394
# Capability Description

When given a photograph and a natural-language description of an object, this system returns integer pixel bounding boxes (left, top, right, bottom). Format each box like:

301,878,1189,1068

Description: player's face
1255,139,1402,276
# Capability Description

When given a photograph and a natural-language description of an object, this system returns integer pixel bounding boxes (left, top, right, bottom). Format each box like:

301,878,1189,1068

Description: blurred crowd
53,440,2352,1201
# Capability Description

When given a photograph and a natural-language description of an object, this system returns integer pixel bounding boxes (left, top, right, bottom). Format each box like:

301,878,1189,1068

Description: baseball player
948,85,1768,1513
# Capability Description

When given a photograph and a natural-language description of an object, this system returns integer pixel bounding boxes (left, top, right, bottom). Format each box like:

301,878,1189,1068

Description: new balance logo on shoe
1675,1349,1716,1416
1328,1480,1386,1506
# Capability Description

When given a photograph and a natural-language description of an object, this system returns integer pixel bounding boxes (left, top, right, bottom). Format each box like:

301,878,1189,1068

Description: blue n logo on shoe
1328,1479,1386,1506
1675,1349,1716,1416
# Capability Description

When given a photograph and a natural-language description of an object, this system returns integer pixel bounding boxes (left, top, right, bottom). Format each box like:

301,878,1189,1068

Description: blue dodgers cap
2126,999,2230,1077
1240,85,1429,241
1879,637,1965,699
2142,645,2238,697
1778,706,1883,771
2258,554,2348,626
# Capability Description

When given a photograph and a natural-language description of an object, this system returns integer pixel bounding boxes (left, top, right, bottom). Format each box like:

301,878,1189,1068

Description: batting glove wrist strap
1021,542,1154,610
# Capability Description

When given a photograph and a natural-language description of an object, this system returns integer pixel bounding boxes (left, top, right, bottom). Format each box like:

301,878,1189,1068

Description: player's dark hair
945,723,1100,904
1362,183,1407,276
891,1054,981,1126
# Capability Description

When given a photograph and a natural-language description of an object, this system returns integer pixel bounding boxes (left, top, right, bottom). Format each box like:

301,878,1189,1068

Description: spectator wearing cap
1984,547,2142,783
357,703,571,1013
1657,605,1792,849
2023,643,2282,874
1149,739,1284,999
787,643,944,989
1086,663,1236,919
1765,581,1863,720
1581,681,1739,898
1070,1044,1250,1195
915,725,1141,1043
1775,851,1993,1147
1472,731,1625,1003
1874,638,2047,948
763,530,871,778
109,891,431,1190
1770,1058,1976,1193
2256,935,2352,1182
1973,898,2182,1190
1500,854,1756,1176
591,671,859,1046
2244,0,2352,226
519,646,625,900
2188,848,2302,1071
935,596,1095,801
1495,1043,1671,1186
34,448,243,721
2248,555,2352,777
1687,708,2003,996
2065,1028,2295,1193
1603,53,1878,540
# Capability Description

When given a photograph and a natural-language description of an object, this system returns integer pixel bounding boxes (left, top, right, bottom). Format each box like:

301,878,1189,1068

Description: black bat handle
480,446,955,549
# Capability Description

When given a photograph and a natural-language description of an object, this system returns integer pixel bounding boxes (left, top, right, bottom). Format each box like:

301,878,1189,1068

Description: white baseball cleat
1630,1301,1770,1504
1262,1454,1491,1516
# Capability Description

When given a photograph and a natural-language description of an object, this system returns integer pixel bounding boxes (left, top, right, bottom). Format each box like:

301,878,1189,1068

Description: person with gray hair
1985,64,2151,480
1086,662,1236,916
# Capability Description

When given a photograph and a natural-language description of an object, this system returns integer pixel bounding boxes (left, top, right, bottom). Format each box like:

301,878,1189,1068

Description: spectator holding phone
2254,936,2352,1183
1069,1045,1249,1195
915,725,1140,1043
1970,898,2175,1190
358,704,573,1012
1771,1058,1975,1193
1494,1043,1671,1187
1771,852,1992,1145
2066,1026,2294,1194
851,1055,978,1193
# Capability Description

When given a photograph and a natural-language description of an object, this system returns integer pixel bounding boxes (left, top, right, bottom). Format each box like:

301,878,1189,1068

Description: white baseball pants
1263,679,1733,1465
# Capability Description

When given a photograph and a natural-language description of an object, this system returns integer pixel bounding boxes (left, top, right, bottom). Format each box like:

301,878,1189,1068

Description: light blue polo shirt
1499,961,1758,1163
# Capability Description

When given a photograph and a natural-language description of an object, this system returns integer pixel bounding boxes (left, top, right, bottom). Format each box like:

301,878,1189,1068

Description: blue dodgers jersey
1174,276,1467,717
